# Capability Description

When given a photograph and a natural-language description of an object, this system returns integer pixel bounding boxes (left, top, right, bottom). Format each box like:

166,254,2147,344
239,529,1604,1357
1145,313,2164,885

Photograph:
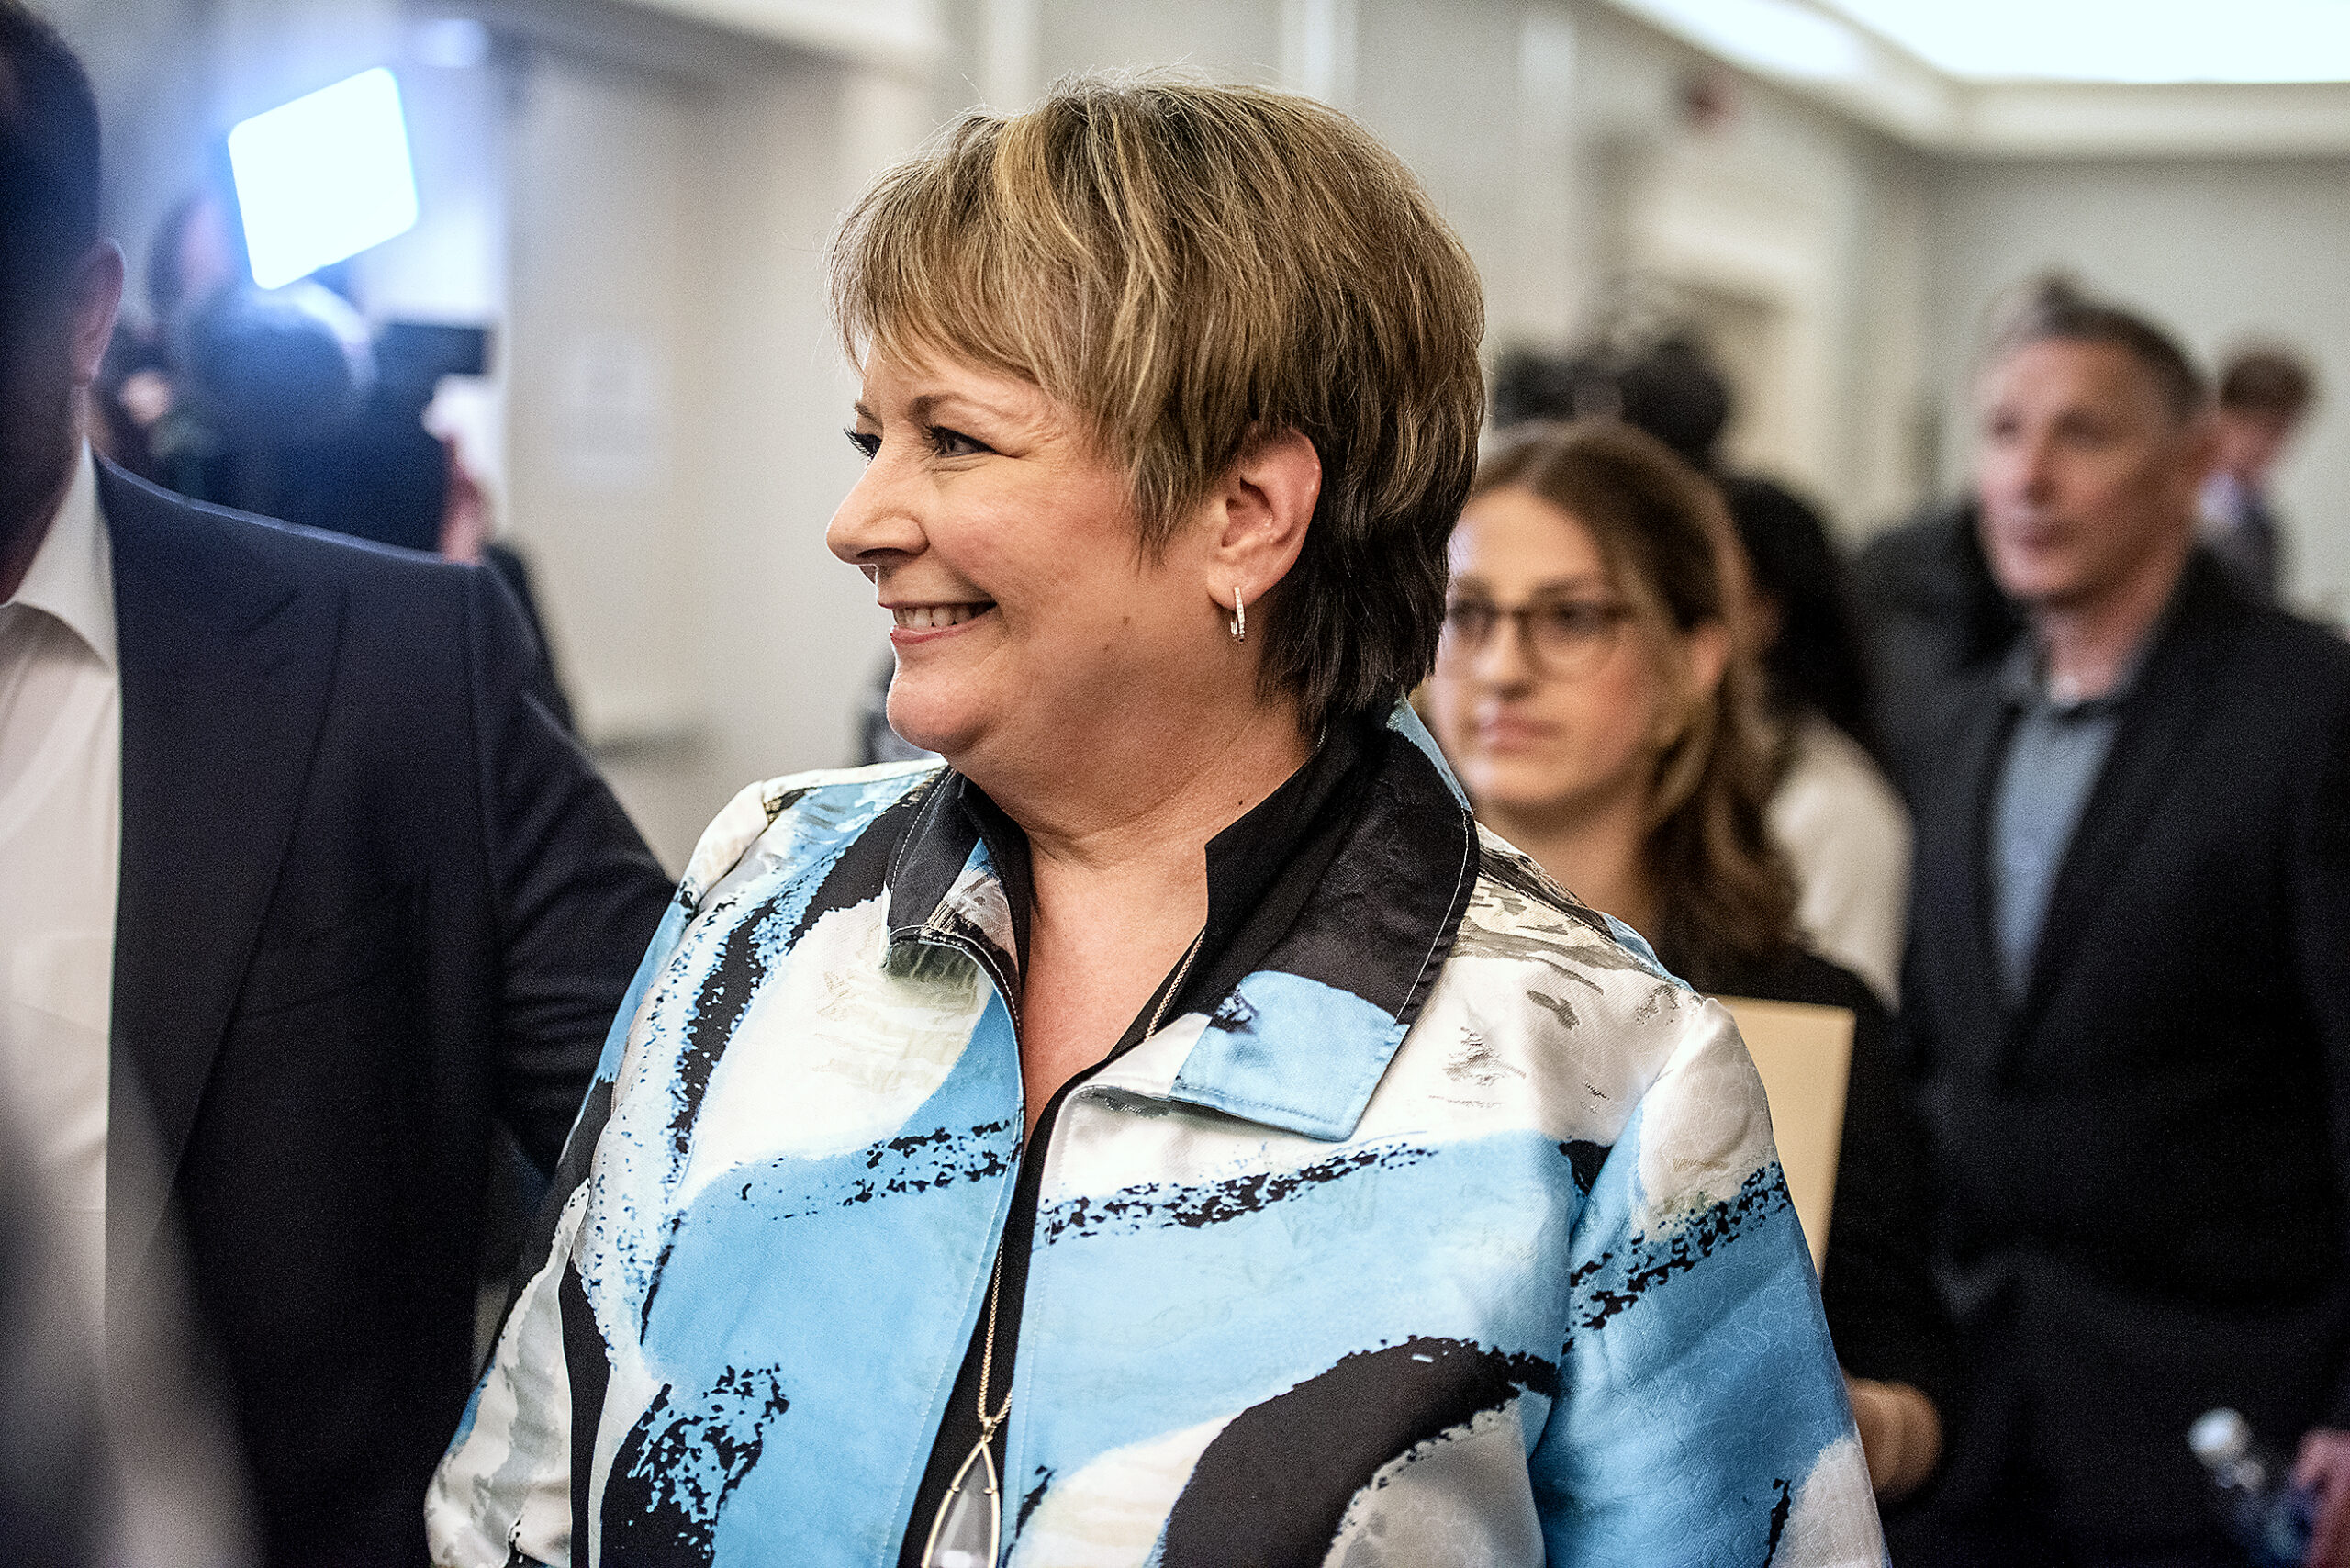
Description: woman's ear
1649,615,1733,761
1208,429,1320,610
1684,617,1732,703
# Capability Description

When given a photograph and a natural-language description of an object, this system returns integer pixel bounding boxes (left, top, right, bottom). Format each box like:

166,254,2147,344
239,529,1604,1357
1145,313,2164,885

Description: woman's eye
1537,603,1615,639
927,424,993,460
845,429,881,460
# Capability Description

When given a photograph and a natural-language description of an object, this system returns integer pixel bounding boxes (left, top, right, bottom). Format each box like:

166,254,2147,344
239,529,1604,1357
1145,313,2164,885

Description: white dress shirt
0,446,120,1311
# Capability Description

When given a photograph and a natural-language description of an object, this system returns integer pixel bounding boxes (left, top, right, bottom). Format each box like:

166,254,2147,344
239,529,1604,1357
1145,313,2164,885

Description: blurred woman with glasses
1427,420,1953,1508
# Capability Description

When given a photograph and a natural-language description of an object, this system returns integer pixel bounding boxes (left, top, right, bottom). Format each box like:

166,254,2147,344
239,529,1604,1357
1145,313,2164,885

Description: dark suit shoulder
2154,556,2350,741
100,458,478,610
2233,600,2350,694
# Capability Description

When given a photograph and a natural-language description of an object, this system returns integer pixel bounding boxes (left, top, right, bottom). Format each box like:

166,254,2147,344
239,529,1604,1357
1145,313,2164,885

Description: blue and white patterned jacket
428,710,1885,1566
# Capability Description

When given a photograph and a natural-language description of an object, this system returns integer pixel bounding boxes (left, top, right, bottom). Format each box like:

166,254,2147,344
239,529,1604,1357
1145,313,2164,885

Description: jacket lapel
103,464,345,1294
2011,555,2244,1039
1949,689,2019,1062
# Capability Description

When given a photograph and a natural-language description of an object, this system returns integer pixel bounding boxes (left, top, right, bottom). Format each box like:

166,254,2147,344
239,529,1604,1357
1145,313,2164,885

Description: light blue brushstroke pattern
1001,1107,1847,1562
1537,1096,1852,1562
612,996,1024,1568
587,778,927,1337
1006,1125,1585,1497
588,901,691,1087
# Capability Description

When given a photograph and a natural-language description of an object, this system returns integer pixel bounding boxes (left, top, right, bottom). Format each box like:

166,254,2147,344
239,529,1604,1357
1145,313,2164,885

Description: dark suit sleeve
2301,708,2350,1428
1822,988,1958,1419
461,565,674,1172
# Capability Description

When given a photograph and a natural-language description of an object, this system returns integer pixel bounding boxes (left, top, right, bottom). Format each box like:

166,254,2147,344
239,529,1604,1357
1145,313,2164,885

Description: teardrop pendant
920,1431,1002,1568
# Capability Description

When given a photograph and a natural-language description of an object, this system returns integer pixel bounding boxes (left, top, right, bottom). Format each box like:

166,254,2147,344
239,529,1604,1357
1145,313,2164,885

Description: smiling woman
428,73,1886,1568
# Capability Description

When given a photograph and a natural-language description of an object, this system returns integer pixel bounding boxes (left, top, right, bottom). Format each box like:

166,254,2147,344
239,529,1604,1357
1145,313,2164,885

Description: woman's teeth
893,603,991,630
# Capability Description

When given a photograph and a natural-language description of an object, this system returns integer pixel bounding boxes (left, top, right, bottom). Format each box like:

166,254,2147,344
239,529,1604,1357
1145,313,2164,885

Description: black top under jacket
898,717,1381,1563
100,462,674,1567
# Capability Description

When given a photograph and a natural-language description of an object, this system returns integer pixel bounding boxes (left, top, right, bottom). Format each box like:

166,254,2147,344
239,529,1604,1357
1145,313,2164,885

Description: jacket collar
879,704,1477,1140
8,445,113,668
884,772,1025,1024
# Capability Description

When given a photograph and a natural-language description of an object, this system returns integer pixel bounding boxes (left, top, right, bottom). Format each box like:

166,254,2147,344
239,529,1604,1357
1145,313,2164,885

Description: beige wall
490,19,933,869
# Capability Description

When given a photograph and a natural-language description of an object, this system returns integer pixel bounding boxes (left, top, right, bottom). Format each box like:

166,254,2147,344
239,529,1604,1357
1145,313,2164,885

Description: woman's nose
1474,615,1538,688
826,458,926,569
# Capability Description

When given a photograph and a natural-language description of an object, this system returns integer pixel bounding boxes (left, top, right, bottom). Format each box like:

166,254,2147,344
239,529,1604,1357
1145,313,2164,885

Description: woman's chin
1466,761,1593,823
883,686,982,762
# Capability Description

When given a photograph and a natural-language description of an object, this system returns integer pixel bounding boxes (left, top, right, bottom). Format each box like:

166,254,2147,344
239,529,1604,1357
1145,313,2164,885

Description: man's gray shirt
1989,639,2143,1000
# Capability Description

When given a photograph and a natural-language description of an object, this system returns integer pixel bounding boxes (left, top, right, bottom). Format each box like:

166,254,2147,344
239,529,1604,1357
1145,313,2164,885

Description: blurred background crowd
39,0,2350,866
8,0,2350,1564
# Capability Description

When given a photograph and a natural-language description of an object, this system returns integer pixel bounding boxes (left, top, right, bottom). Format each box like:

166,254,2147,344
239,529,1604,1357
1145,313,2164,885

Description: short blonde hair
830,72,1485,729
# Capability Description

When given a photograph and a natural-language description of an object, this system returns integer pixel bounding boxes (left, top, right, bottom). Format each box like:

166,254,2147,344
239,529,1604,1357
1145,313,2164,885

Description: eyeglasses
1435,595,1633,680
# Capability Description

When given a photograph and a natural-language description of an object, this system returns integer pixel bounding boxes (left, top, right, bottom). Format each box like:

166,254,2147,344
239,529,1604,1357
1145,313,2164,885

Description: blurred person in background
85,188,239,483
0,1082,254,1568
2199,342,2319,606
1894,276,2350,1567
1851,495,2020,807
0,6,673,1562
1494,336,1911,1002
169,269,576,726
432,75,1880,1565
96,182,576,726
1424,419,1952,1507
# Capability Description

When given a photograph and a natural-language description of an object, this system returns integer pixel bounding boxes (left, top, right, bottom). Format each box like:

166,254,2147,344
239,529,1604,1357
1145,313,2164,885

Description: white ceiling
599,0,2350,158
1821,0,2350,85
604,0,941,71
1606,0,2350,154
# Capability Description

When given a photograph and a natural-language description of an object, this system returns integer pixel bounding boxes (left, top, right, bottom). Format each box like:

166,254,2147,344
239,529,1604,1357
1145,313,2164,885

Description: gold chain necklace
917,924,1208,1568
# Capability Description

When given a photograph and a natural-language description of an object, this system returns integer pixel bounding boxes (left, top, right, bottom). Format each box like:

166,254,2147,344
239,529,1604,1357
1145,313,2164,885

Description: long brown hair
1471,420,1798,991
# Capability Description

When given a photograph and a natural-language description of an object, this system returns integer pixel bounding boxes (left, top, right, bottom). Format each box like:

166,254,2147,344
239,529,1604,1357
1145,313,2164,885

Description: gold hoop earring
1229,587,1247,643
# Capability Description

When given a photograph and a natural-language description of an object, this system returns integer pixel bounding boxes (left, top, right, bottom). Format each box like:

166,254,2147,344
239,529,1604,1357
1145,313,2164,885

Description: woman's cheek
1535,672,1652,806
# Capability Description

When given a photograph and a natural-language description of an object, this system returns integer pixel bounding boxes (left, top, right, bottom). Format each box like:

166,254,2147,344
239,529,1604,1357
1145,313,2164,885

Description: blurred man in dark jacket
1851,495,2021,805
0,9,672,1562
1894,277,2350,1567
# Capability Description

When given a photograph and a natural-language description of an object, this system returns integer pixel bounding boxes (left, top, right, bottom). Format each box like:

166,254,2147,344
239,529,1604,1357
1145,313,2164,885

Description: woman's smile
888,600,998,643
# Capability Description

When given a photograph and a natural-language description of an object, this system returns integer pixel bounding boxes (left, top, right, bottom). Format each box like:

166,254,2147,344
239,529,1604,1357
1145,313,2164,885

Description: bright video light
228,67,419,289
